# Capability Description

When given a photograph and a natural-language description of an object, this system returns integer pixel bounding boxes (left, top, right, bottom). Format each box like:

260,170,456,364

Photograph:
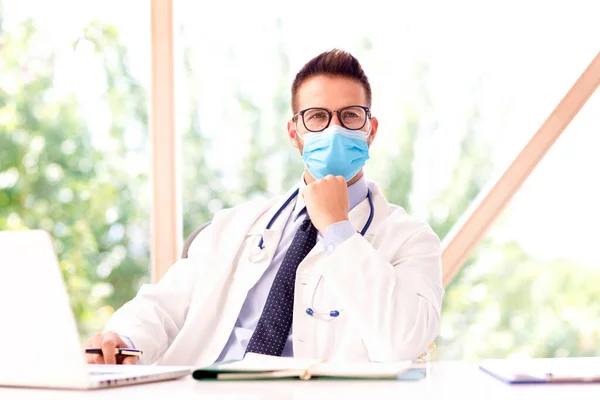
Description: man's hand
302,175,349,234
84,331,138,365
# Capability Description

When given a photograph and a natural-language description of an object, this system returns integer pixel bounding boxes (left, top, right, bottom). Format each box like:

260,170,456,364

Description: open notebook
193,353,424,381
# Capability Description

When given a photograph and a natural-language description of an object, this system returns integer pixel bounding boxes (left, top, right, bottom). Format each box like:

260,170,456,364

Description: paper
310,360,413,378
215,353,325,372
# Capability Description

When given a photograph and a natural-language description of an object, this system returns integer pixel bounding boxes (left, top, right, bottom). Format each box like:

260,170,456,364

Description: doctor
85,49,444,366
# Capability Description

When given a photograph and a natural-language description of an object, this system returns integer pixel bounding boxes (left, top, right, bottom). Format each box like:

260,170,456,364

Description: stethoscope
249,187,375,321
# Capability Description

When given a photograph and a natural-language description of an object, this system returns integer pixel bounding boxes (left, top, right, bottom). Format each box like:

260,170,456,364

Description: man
86,49,444,366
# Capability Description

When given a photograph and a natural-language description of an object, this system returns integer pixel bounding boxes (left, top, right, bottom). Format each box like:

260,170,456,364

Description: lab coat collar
348,181,389,235
246,184,300,236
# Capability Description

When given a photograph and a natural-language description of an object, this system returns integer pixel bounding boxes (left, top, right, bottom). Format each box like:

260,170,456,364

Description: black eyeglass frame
292,105,372,133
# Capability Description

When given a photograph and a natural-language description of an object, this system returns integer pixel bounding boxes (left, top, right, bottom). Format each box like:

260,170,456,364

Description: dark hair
291,49,372,114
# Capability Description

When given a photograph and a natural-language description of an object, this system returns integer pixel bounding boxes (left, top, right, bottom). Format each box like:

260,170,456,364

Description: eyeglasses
293,105,371,133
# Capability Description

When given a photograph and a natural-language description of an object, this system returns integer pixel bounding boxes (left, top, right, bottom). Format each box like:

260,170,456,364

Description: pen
84,348,143,357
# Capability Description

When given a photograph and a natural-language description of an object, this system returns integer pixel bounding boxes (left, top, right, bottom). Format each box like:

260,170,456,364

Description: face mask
300,124,370,182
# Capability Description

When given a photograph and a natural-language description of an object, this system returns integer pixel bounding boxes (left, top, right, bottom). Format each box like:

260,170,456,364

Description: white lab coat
105,181,444,366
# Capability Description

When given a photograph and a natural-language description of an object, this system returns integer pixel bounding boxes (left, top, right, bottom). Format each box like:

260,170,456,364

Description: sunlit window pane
438,88,600,359
0,0,150,339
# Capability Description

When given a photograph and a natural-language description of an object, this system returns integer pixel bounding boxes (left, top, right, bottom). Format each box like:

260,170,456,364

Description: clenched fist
302,175,349,234
84,331,138,365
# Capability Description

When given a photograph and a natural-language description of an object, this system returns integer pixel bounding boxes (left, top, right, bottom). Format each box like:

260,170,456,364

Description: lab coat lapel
179,187,299,366
239,186,298,285
352,182,390,234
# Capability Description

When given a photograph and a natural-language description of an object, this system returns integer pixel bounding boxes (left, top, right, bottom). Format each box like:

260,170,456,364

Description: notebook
193,353,425,381
480,357,600,384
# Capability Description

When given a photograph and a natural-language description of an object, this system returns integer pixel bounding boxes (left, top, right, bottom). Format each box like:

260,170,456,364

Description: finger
113,332,128,348
85,354,104,364
90,333,103,348
101,334,118,365
122,356,138,365
85,334,103,364
302,185,312,197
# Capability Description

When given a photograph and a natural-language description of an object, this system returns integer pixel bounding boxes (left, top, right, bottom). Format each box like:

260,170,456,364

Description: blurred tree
235,17,301,200
180,41,230,238
0,12,149,338
436,240,600,360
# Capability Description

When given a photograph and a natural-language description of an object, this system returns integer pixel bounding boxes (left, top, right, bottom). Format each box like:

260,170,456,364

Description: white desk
1,361,599,399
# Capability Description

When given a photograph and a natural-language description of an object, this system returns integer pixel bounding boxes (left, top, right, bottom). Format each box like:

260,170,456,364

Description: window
174,1,598,241
0,0,150,338
438,89,600,359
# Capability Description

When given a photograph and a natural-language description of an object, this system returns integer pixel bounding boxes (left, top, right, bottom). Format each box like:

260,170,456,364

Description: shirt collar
292,174,369,222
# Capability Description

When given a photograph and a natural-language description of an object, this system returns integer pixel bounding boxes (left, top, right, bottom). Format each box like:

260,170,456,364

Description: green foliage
436,241,600,360
0,17,149,339
378,103,418,211
181,18,302,237
180,44,231,238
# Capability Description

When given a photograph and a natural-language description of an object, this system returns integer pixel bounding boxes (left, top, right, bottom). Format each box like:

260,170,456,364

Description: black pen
84,348,143,357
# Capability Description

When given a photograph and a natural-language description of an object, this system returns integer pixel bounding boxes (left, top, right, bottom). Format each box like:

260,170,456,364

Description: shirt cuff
322,220,356,255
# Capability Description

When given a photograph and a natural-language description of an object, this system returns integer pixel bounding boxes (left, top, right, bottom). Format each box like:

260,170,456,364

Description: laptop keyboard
88,365,136,376
89,371,122,376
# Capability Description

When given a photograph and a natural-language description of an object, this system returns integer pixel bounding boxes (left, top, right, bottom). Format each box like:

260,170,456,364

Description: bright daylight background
1,0,599,360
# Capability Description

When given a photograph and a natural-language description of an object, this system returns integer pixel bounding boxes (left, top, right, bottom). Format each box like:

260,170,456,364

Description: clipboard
479,357,600,384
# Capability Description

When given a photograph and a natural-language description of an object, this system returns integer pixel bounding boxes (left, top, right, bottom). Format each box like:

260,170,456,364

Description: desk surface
1,361,599,399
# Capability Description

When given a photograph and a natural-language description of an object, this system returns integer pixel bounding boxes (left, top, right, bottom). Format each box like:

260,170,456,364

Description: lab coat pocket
309,273,371,361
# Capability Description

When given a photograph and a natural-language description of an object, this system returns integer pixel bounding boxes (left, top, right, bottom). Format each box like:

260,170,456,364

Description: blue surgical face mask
300,124,370,182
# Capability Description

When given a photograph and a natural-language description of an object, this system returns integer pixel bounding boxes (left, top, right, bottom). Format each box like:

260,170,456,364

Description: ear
288,119,300,149
367,117,379,145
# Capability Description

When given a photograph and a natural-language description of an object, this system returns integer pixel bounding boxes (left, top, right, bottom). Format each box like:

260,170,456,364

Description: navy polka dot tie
245,216,318,356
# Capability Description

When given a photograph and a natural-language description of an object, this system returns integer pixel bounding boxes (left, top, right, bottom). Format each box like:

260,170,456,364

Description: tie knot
300,217,313,232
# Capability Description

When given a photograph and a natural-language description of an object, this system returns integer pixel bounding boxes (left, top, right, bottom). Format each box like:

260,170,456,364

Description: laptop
0,230,191,389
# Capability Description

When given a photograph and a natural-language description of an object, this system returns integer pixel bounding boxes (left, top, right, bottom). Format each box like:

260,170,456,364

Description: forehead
296,75,367,111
